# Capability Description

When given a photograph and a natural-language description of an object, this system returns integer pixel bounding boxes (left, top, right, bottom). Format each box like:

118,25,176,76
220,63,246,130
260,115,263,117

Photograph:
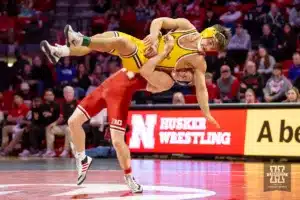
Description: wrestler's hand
206,114,220,129
163,34,174,56
143,34,159,49
144,45,158,58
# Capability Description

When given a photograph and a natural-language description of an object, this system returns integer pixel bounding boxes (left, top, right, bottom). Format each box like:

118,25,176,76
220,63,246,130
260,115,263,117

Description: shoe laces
126,176,140,189
53,43,63,57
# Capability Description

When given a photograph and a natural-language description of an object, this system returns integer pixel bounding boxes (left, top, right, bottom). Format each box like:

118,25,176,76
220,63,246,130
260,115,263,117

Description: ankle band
82,36,91,47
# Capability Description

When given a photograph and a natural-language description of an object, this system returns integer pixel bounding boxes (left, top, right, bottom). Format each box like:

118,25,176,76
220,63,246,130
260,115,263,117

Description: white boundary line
0,169,298,173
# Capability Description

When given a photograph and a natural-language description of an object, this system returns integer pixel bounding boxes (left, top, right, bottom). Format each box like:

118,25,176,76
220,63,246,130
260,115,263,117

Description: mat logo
264,163,291,192
129,114,157,149
269,166,287,184
0,184,216,199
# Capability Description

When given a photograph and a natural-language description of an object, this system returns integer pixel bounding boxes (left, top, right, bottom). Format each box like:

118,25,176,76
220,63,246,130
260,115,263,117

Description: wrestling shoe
40,40,61,64
64,24,83,47
124,175,143,193
77,156,93,185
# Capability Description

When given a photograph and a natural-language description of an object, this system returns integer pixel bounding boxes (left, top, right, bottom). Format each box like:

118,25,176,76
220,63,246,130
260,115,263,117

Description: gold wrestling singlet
109,31,147,73
109,29,200,72
156,29,199,69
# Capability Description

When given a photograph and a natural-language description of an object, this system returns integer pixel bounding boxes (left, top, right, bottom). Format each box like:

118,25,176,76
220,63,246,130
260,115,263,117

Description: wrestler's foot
124,175,143,193
77,155,93,185
64,24,83,47
40,40,62,64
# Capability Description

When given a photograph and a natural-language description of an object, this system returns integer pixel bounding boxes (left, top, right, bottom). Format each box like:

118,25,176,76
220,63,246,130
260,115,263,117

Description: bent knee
112,139,125,149
68,115,83,128
68,108,87,128
115,37,129,47
110,129,126,148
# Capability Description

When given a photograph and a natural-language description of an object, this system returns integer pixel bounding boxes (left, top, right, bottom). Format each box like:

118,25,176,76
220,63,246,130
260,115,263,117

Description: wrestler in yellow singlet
110,26,217,73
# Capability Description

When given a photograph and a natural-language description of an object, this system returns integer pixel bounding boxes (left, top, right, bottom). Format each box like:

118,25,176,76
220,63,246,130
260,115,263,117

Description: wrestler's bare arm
150,17,195,35
140,35,175,93
144,18,195,49
140,50,174,93
192,56,220,128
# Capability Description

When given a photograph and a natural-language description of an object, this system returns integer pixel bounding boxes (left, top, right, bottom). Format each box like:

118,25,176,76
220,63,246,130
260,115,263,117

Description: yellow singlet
156,29,199,69
109,31,148,73
109,29,199,73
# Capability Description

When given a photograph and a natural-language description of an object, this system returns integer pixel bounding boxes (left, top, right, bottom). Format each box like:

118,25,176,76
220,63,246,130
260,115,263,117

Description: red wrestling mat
0,160,299,199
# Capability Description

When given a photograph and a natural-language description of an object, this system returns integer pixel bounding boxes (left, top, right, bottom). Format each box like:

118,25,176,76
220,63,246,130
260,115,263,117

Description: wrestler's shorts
78,69,147,132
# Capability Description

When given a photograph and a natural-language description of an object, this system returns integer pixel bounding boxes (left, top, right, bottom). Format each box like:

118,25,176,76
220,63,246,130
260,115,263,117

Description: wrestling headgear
199,27,218,38
199,25,231,51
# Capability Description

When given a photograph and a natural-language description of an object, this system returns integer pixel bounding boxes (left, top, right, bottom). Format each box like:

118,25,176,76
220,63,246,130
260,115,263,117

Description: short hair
172,92,185,104
246,88,255,95
274,63,283,71
293,52,300,56
44,88,54,94
205,72,213,79
63,86,74,93
221,64,230,71
14,93,23,99
213,24,232,51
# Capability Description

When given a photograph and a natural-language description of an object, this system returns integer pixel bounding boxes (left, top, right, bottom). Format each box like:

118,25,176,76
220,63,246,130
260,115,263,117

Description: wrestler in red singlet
78,69,147,132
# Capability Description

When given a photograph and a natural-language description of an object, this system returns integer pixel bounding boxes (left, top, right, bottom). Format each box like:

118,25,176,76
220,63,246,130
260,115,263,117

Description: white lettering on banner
129,114,232,149
129,114,157,149
200,132,231,145
159,132,231,145
160,118,206,130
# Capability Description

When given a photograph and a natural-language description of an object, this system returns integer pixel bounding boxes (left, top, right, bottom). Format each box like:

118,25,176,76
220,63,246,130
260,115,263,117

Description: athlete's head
171,68,194,85
63,86,75,102
198,24,231,53
44,89,55,102
286,87,300,102
14,94,24,106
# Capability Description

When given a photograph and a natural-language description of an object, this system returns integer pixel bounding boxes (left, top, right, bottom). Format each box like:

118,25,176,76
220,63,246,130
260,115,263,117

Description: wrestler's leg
68,107,94,185
68,108,92,185
41,31,132,64
68,46,91,56
87,34,136,56
110,126,142,193
67,84,107,185
65,25,136,56
105,78,143,192
110,129,131,172
40,32,126,64
68,108,88,153
69,32,119,56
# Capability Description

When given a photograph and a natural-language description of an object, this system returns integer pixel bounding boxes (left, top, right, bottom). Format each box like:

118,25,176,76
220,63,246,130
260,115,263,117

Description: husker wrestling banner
126,109,247,155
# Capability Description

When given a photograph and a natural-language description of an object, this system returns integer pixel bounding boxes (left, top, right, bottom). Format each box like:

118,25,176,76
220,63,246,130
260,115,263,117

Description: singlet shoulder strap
176,31,199,52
